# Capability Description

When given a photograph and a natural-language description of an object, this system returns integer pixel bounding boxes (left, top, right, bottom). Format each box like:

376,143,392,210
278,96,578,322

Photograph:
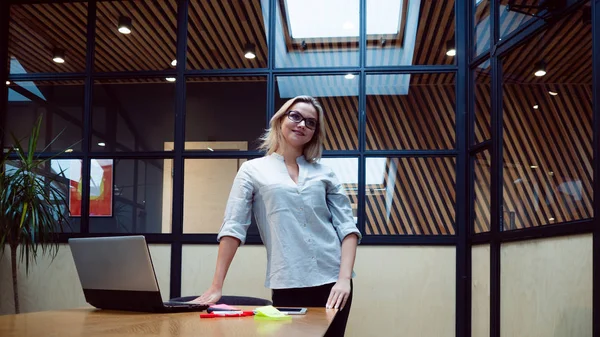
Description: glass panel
366,73,455,150
365,157,456,235
183,157,357,234
91,78,175,152
499,0,538,39
94,1,178,72
473,150,491,233
8,3,88,74
501,3,592,230
367,0,455,66
319,157,359,223
275,75,359,150
89,159,172,233
185,76,267,152
4,80,84,152
474,0,491,57
275,0,359,68
187,0,268,69
4,159,82,232
474,60,491,144
183,158,260,235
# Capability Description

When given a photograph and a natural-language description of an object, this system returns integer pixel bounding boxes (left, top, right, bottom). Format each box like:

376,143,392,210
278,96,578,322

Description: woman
195,95,361,336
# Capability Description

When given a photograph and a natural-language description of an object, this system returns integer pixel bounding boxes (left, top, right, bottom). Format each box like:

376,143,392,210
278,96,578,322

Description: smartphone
275,307,307,315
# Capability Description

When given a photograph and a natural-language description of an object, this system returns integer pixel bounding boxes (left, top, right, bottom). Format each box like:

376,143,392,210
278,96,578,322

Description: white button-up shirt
217,153,362,289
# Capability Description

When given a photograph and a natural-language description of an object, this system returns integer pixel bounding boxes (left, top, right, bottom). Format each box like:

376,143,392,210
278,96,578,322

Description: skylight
285,0,402,39
8,57,46,102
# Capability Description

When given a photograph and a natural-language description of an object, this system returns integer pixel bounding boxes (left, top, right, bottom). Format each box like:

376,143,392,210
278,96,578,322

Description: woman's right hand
191,285,223,305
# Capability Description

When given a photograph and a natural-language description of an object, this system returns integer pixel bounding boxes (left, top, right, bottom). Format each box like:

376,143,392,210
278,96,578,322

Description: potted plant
0,115,72,314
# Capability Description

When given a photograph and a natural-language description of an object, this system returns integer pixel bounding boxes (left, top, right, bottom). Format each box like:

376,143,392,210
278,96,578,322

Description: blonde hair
258,95,325,162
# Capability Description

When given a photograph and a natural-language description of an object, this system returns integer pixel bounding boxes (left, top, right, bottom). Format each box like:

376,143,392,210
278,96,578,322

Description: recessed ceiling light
534,61,546,77
533,104,539,109
548,171,554,176
207,147,214,151
548,217,555,222
548,91,558,96
171,59,177,67
244,43,256,59
118,16,132,34
345,73,355,80
446,40,456,56
5,81,9,85
52,48,65,63
165,77,176,82
65,149,73,153
530,165,538,169
98,142,106,147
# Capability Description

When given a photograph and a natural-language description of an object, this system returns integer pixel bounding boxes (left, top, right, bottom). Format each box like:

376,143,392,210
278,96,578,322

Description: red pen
200,311,254,318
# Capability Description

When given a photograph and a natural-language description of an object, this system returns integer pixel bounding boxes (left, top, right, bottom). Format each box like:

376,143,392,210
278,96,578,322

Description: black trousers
271,280,353,337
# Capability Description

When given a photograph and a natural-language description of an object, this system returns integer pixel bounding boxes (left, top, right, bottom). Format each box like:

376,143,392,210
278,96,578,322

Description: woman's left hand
326,278,351,310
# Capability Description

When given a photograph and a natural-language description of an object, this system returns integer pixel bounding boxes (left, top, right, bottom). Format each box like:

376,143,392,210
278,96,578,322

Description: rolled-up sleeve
325,168,362,243
217,162,254,244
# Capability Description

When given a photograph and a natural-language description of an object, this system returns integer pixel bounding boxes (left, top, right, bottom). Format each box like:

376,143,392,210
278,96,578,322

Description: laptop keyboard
164,301,206,308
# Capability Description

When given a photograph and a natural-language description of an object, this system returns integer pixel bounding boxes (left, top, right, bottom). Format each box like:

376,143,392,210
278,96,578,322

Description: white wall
501,234,592,337
472,244,490,337
182,245,456,337
0,235,593,337
0,244,171,315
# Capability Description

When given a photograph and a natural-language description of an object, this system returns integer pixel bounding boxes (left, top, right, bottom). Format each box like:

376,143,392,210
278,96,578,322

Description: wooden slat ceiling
7,1,588,74
502,4,592,85
7,0,456,73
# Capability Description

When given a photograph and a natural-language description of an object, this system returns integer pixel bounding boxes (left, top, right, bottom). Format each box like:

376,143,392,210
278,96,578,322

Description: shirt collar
271,152,306,164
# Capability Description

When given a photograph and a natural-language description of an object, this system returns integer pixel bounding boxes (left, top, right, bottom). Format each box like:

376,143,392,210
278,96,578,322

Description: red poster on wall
69,159,114,217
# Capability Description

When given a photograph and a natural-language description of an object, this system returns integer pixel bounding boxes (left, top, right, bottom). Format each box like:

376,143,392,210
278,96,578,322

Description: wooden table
0,306,337,337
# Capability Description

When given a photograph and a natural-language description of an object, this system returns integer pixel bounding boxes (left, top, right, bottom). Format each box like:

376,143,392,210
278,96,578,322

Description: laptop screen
69,236,160,293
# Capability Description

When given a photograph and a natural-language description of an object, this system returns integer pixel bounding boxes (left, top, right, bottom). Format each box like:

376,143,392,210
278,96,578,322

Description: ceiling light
548,171,554,176
165,77,176,82
345,73,355,80
118,16,132,34
171,59,177,67
244,43,256,59
533,104,539,109
530,165,538,169
445,40,456,57
548,91,558,96
65,149,73,153
97,142,106,147
548,217,555,222
5,81,9,85
534,60,546,77
52,48,65,63
207,147,214,152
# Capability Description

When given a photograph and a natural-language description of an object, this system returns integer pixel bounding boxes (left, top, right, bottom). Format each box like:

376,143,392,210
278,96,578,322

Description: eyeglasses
286,110,318,130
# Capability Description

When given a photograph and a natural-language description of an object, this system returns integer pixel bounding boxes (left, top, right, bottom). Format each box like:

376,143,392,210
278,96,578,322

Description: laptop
68,235,208,313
